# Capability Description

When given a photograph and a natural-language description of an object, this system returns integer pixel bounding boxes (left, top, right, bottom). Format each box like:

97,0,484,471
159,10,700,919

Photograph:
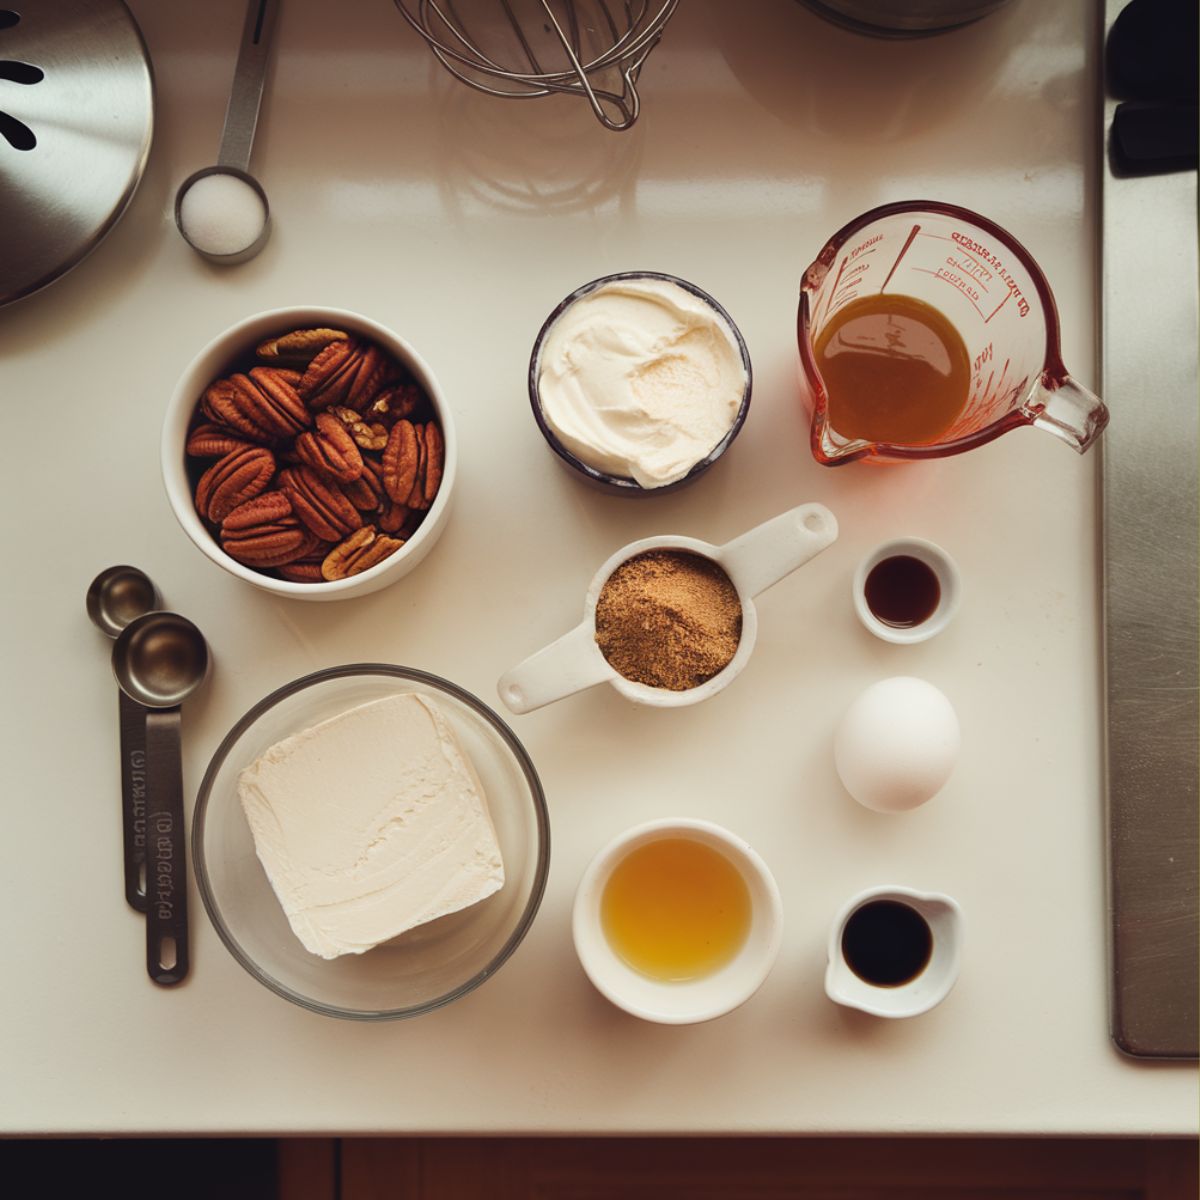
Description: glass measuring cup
798,200,1109,465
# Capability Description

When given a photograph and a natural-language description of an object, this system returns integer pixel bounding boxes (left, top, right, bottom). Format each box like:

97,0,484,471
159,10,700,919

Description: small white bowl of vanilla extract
572,818,783,1025
853,536,961,645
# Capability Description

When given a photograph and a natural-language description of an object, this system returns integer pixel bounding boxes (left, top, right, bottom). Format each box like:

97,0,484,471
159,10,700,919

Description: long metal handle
216,0,279,172
117,689,148,913
144,707,190,987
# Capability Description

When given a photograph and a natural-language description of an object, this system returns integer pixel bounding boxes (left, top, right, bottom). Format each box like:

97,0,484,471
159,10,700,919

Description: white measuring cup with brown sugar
497,503,838,714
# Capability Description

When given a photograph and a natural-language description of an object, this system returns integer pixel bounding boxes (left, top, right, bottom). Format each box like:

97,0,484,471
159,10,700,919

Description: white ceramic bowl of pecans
162,307,456,601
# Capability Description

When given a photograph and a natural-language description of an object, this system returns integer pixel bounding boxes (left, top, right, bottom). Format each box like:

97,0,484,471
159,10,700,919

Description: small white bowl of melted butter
572,818,783,1024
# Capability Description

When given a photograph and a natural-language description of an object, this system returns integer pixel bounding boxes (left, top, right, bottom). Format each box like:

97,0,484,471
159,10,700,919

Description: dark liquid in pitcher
842,900,933,987
864,555,941,628
813,294,970,445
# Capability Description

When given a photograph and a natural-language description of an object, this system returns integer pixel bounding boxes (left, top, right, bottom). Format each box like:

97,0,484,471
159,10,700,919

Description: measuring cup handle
1029,373,1110,453
718,503,839,600
498,622,613,715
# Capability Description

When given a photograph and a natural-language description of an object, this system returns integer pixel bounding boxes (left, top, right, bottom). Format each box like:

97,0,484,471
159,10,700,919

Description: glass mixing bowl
193,664,549,1019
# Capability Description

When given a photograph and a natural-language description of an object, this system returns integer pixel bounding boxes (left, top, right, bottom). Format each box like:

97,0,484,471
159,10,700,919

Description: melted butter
600,837,751,982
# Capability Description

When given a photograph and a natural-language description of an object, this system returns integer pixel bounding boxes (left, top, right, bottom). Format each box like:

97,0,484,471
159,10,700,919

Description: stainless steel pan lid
0,0,153,306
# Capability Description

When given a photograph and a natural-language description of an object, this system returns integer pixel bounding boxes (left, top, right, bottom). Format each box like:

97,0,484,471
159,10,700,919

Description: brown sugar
594,550,742,691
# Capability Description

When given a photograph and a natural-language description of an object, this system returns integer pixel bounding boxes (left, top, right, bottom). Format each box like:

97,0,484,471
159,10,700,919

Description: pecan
379,501,409,533
299,340,393,412
242,368,312,438
276,560,327,583
368,383,425,425
382,419,419,503
200,378,276,444
201,372,311,442
422,421,444,504
331,406,388,452
343,463,385,512
297,340,357,410
186,423,255,458
220,492,316,568
321,526,405,581
294,411,364,483
341,342,392,412
278,465,363,542
404,424,430,511
195,447,276,524
256,328,349,367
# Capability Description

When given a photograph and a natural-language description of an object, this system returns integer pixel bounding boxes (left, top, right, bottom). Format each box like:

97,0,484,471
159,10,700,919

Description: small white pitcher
825,886,964,1019
497,503,838,714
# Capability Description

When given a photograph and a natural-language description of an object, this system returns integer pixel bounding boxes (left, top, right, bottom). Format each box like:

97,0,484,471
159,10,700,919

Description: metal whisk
393,0,678,131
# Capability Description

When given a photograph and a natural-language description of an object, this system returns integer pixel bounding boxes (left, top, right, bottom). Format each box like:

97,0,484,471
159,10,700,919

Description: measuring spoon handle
144,707,190,986
117,689,148,913
217,0,279,172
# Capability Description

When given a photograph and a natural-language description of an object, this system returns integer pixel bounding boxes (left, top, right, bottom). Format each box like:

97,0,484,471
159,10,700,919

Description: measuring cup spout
1028,373,1109,453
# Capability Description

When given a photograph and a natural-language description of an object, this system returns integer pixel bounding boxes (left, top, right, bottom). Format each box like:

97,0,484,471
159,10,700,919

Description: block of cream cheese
238,693,504,959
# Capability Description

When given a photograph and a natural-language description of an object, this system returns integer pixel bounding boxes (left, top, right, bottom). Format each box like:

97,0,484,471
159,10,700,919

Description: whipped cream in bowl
529,273,752,494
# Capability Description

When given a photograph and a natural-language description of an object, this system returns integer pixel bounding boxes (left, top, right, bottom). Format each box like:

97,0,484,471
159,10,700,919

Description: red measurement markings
988,358,1014,416
964,356,1013,423
814,255,849,329
946,250,994,286
911,266,986,320
946,356,1014,437
879,224,921,293
984,290,1010,324
975,369,995,417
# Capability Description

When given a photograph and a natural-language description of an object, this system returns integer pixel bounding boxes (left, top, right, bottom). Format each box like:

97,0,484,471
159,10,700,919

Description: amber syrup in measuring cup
813,294,971,445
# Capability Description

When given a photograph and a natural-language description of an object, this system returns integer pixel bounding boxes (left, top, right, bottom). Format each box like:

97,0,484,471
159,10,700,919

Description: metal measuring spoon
174,0,279,264
112,612,210,987
86,566,161,913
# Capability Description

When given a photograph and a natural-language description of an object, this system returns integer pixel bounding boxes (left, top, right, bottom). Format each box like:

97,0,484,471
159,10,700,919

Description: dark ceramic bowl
528,272,753,497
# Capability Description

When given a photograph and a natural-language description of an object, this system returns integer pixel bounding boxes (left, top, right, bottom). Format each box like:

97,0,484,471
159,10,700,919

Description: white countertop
1,0,1195,1136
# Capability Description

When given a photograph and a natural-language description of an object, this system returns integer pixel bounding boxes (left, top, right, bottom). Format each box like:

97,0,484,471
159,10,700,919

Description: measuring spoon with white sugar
174,0,278,264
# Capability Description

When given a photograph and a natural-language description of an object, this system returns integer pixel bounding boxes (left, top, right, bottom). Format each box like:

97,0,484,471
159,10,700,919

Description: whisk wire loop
394,0,677,130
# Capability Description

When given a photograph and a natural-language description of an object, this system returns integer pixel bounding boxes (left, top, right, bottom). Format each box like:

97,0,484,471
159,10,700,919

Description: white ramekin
852,536,961,644
162,306,456,602
572,818,783,1025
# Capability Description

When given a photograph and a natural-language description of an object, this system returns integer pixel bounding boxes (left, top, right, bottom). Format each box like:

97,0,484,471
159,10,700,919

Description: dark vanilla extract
864,555,940,628
841,900,933,987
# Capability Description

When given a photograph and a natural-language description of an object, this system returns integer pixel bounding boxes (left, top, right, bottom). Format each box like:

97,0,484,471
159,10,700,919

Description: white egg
834,677,960,812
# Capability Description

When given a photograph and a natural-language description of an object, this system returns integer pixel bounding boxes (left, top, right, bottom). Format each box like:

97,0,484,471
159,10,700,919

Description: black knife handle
144,707,190,986
117,689,148,913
